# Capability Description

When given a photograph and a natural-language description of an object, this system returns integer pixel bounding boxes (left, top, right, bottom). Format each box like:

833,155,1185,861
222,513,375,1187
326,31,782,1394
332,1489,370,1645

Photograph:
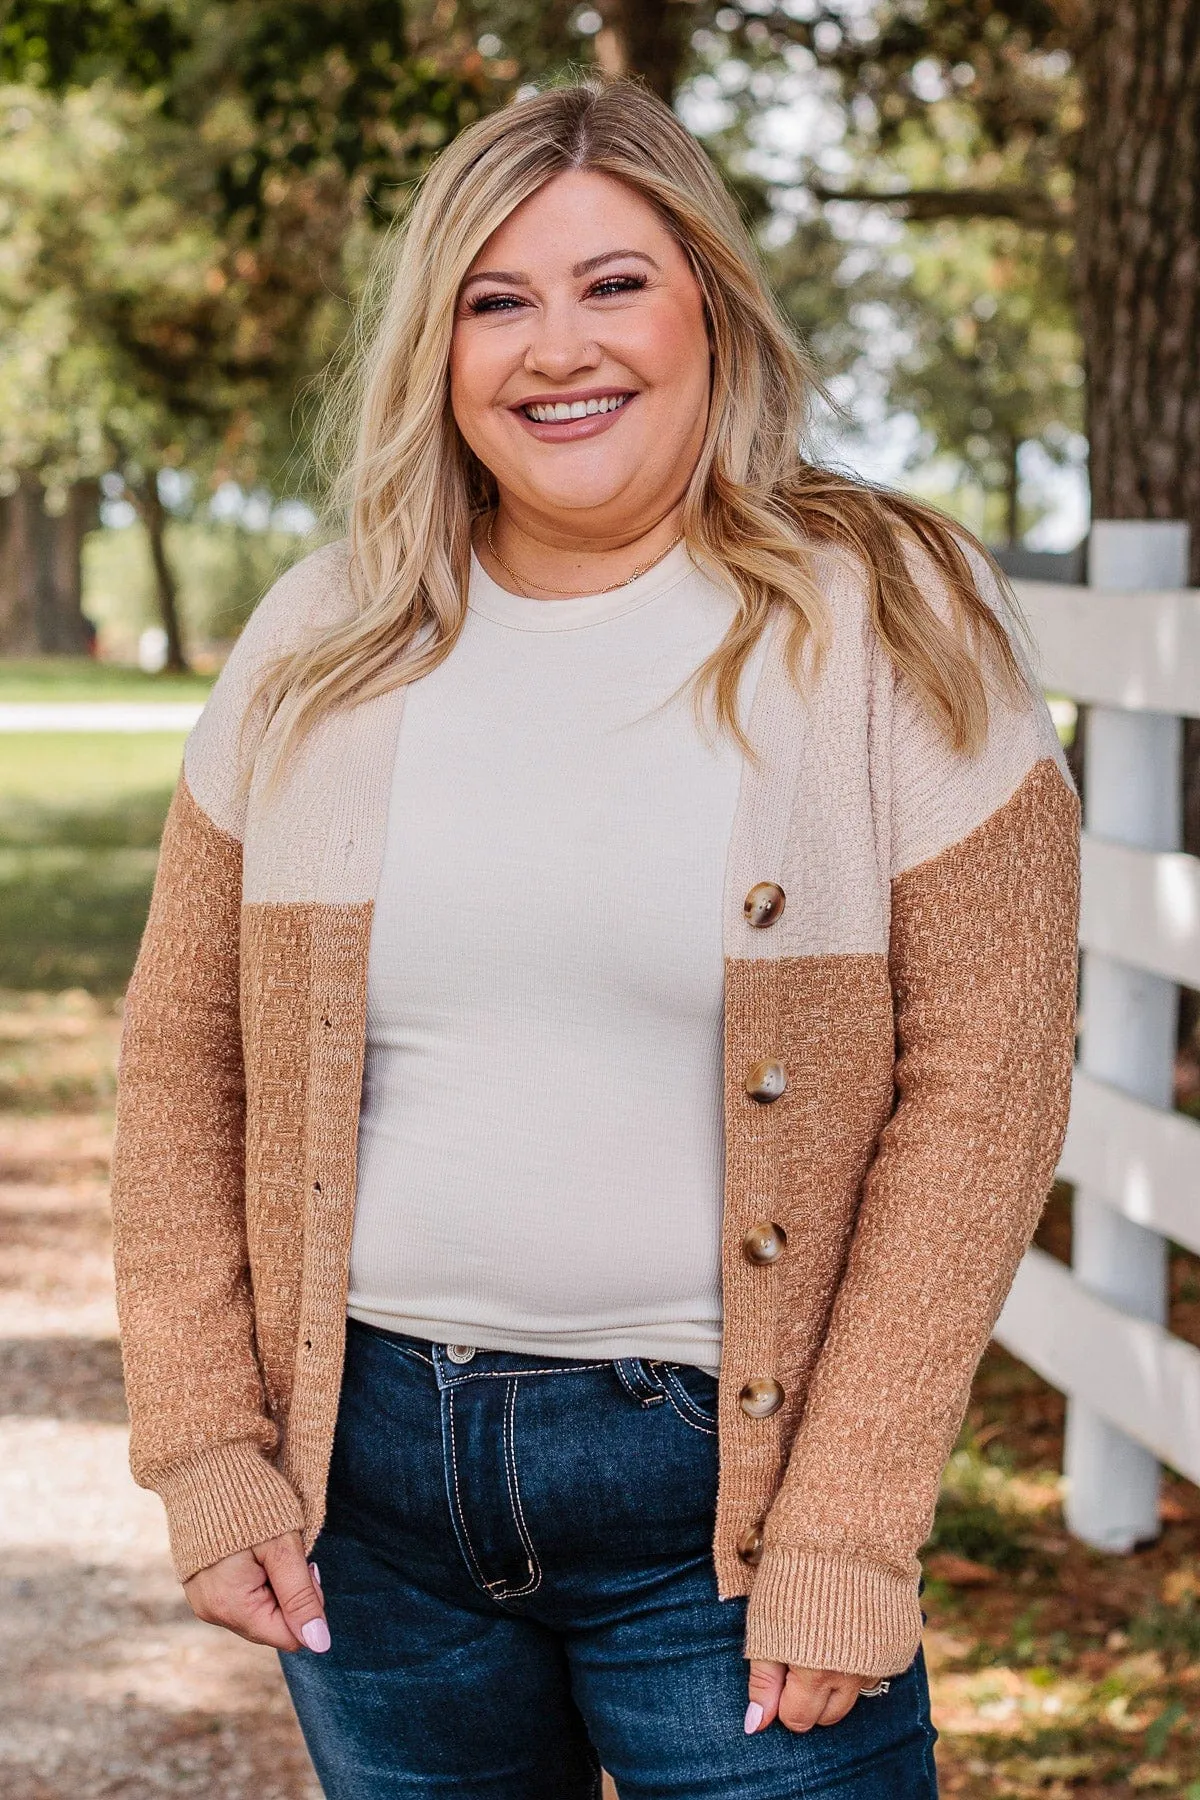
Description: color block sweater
349,546,769,1375
109,529,1081,1680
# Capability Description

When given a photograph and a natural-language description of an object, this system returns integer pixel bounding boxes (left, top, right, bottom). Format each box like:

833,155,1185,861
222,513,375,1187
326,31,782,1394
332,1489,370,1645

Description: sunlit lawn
0,656,214,704
4,713,1200,1798
0,731,183,998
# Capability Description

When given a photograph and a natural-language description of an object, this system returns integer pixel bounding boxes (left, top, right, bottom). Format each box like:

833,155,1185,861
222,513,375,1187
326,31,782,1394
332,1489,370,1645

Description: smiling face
449,169,712,542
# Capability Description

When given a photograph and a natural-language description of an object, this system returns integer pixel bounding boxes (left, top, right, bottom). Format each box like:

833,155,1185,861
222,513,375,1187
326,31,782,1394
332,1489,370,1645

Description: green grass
0,657,214,704
926,1438,1036,1574
0,733,183,995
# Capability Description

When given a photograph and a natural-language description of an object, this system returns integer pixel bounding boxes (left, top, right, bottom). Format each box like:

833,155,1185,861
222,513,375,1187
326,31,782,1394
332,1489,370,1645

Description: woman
110,77,1080,1799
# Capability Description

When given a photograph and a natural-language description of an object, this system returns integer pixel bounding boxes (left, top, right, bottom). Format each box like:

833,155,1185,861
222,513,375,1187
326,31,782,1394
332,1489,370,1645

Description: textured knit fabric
109,529,1081,1679
349,546,770,1377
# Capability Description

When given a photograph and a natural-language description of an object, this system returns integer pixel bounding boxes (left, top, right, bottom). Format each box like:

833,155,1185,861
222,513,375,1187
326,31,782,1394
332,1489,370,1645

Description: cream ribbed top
346,544,770,1374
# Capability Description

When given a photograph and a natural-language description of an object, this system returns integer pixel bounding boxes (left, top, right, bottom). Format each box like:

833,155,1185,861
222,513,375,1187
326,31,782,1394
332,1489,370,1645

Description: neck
476,500,686,599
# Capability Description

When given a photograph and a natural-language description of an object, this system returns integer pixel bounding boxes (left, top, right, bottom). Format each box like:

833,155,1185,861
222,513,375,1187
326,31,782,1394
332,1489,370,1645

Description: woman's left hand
745,1660,865,1733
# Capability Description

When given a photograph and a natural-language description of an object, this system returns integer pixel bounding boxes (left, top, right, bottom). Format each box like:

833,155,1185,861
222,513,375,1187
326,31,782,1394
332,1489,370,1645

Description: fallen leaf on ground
1162,1565,1200,1605
1129,1764,1180,1789
924,1553,1000,1587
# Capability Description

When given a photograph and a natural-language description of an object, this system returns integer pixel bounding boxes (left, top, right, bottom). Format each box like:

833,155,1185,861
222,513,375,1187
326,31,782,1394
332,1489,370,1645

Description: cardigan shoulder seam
892,750,1079,888
176,763,244,855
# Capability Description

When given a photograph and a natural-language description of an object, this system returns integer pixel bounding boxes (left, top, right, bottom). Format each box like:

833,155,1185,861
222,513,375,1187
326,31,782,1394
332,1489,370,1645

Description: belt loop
613,1357,667,1405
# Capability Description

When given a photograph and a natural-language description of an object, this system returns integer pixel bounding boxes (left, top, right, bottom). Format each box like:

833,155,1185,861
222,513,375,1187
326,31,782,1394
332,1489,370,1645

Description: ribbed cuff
153,1441,306,1582
742,1547,923,1679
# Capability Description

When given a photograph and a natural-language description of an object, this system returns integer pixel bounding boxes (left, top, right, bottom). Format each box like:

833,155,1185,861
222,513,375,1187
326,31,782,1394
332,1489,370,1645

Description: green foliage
0,76,339,492
1130,1594,1200,1665
885,217,1083,537
1145,1699,1187,1761
82,516,313,656
930,1441,1032,1572
2,1,497,224
0,0,187,92
0,0,1086,597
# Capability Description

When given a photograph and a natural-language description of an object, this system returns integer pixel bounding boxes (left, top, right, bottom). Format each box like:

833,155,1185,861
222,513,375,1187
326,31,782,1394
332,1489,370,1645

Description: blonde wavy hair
246,74,1033,789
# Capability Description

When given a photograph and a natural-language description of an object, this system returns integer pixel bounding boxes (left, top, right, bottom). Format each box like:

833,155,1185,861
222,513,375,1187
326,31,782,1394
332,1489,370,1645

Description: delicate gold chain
484,512,684,599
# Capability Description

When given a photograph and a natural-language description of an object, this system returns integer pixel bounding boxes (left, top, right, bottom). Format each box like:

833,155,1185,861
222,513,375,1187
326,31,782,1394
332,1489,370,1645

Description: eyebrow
460,249,660,291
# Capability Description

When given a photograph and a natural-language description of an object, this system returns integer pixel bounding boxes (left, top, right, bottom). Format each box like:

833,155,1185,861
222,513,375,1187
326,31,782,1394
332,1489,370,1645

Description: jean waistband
347,1315,691,1402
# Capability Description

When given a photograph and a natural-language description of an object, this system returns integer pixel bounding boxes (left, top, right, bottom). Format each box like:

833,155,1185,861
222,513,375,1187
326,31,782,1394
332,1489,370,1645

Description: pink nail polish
301,1618,331,1653
744,1700,764,1734
309,1561,322,1589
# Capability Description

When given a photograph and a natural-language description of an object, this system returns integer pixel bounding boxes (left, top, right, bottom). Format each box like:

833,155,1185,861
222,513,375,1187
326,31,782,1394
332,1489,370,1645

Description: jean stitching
444,1386,493,1596
660,1366,718,1435
441,1361,612,1387
498,1377,542,1599
612,1358,665,1403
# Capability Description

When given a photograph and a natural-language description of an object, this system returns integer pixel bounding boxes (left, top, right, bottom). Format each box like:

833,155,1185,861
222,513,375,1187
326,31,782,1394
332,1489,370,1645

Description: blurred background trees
0,0,1193,662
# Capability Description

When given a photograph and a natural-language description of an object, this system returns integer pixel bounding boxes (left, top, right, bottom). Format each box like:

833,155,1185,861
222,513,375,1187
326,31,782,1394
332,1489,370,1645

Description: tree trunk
0,473,97,655
1071,0,1200,857
46,479,100,653
131,476,189,674
594,0,690,101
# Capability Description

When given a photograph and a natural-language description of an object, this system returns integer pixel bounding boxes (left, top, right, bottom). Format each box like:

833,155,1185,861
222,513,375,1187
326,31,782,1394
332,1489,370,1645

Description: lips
509,388,638,443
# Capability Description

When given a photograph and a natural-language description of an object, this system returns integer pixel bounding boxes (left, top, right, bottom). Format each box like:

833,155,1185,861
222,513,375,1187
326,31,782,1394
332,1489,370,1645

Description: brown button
744,882,786,928
745,1059,787,1103
742,1221,787,1264
736,1522,764,1565
739,1377,784,1418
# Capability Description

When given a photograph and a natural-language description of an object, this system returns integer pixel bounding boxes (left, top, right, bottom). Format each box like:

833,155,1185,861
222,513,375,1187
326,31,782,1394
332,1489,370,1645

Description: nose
523,296,601,381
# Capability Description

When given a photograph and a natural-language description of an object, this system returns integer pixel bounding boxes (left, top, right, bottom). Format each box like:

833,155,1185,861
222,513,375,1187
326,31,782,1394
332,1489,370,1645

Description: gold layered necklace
484,512,684,599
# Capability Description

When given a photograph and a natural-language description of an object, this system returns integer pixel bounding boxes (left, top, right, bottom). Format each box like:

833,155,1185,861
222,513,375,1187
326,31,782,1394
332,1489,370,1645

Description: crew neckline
467,540,698,631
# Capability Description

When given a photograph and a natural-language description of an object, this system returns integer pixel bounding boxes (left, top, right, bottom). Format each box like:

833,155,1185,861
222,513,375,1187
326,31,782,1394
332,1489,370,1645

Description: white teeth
524,394,628,422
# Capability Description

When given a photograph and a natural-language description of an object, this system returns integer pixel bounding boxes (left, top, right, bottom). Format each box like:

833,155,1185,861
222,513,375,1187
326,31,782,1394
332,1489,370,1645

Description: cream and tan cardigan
110,530,1080,1680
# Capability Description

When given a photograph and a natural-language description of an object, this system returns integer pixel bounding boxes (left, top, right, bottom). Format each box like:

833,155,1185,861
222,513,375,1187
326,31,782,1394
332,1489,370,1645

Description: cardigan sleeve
110,771,305,1578
742,542,1081,1679
110,540,354,1580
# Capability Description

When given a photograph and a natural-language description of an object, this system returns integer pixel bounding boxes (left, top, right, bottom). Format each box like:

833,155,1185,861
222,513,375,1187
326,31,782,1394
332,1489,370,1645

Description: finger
185,1552,303,1652
816,1677,861,1726
777,1669,836,1733
258,1532,331,1653
745,1659,787,1733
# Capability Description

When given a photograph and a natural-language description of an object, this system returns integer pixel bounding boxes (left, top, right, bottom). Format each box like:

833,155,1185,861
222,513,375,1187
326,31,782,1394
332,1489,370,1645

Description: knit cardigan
109,529,1081,1680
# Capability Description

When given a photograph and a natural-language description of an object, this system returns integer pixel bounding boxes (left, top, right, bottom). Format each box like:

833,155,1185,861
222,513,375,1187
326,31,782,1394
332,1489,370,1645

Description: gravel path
1,1108,321,1800
0,705,204,732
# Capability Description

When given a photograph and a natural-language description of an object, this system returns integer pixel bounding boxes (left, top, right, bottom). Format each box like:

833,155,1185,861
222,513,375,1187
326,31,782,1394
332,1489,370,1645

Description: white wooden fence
995,519,1200,1549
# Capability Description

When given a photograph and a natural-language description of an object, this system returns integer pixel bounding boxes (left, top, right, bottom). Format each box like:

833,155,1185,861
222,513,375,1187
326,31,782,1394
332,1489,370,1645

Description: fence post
1063,518,1191,1550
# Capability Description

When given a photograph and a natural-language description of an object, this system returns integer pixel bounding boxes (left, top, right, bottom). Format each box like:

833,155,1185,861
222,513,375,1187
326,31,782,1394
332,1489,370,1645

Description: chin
522,484,635,517
516,460,649,518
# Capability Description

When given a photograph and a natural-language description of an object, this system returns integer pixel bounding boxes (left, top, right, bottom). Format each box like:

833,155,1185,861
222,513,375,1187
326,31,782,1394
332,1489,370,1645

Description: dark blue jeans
281,1318,939,1798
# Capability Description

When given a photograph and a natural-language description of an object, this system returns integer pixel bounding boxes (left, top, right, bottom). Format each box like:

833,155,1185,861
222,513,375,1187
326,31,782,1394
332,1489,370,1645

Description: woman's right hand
183,1529,331,1653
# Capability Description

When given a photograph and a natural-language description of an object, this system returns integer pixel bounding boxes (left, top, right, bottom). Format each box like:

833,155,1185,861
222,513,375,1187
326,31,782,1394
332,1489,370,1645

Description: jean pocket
659,1362,719,1433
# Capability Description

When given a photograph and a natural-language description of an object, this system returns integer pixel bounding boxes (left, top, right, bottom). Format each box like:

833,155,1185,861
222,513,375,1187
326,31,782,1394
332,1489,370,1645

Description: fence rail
994,519,1200,1549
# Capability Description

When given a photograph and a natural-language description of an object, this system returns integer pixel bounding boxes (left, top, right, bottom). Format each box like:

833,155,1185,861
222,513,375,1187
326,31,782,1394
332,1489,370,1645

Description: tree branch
807,182,1074,229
